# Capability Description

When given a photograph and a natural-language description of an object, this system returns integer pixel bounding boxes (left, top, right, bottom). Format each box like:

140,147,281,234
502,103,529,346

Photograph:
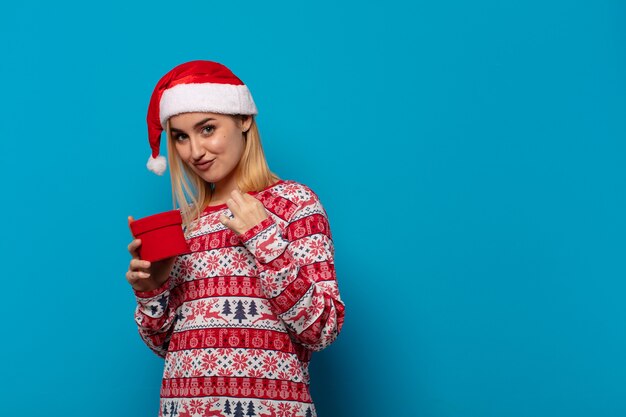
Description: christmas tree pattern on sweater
133,179,345,417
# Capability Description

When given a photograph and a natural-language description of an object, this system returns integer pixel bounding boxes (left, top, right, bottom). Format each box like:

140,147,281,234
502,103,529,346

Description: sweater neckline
201,179,287,214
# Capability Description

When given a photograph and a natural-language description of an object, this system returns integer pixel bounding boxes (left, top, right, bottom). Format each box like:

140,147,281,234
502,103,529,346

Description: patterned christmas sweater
133,179,346,417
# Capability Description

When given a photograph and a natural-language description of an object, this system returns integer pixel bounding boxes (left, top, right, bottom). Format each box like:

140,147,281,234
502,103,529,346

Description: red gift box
129,209,191,262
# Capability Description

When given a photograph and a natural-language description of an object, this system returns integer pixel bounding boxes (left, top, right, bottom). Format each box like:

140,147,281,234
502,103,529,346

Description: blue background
1,1,624,416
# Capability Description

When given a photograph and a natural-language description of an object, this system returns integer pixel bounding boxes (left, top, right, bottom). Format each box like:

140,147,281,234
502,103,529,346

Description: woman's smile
193,158,215,170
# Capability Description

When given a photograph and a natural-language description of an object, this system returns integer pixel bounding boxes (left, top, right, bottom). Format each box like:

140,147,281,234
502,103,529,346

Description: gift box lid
130,209,183,237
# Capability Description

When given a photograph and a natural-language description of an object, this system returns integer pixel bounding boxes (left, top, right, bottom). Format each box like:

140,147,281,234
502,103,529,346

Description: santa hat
146,60,258,175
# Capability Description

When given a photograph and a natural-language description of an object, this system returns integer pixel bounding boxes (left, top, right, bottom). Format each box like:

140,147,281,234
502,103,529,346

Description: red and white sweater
133,179,345,417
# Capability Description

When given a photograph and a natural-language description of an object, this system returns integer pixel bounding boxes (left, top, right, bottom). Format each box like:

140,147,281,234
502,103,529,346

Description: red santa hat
146,60,258,175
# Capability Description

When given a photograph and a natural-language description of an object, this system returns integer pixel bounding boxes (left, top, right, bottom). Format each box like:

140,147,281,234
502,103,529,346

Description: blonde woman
125,60,345,417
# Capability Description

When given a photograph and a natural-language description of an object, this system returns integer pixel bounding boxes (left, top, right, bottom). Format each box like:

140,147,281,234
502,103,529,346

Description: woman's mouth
194,159,215,170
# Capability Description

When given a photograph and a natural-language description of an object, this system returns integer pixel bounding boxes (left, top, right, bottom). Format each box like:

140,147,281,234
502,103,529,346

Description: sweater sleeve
237,187,346,352
133,276,177,358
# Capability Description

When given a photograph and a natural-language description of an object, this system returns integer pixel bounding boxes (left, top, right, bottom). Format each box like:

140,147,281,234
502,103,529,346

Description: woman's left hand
219,189,269,236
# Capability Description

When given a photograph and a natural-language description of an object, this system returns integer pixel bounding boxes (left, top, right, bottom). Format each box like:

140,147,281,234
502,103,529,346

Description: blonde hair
164,114,281,234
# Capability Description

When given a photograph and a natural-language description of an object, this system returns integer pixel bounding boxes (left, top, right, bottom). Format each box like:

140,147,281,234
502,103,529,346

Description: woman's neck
207,173,239,205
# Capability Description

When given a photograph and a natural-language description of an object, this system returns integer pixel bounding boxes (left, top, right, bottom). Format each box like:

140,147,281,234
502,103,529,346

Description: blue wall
1,1,624,416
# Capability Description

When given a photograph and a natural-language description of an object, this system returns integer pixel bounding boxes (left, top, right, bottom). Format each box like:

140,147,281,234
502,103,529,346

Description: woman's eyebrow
170,118,216,132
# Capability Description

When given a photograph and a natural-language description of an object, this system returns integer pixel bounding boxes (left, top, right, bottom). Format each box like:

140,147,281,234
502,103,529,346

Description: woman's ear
241,115,252,133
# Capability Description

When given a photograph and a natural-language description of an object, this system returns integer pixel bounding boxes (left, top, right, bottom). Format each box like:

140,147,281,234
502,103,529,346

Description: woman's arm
238,185,346,352
133,277,177,358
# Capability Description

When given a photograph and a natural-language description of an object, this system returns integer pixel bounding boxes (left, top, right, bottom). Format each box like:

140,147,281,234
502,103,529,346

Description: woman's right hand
126,215,177,293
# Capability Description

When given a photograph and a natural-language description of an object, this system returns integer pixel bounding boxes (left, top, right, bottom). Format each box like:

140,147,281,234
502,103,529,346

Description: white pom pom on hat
145,60,258,175
146,155,167,175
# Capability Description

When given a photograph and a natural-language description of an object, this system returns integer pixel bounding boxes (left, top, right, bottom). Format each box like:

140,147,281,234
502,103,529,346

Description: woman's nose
189,136,206,159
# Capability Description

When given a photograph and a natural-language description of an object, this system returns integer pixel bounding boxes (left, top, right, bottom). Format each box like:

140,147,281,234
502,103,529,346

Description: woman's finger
128,238,142,259
130,258,151,271
226,194,243,218
243,193,265,212
219,214,231,228
235,190,260,219
125,269,150,284
230,189,247,206
241,192,256,201
127,238,141,252
126,270,140,284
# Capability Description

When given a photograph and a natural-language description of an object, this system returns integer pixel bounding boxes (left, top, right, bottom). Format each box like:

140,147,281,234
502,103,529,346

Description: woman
125,60,345,417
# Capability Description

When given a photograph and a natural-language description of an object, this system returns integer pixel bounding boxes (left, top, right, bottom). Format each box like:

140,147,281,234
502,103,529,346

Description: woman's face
169,112,252,191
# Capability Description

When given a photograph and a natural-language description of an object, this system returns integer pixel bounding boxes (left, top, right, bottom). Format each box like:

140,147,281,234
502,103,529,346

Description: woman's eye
202,125,215,135
174,134,187,141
